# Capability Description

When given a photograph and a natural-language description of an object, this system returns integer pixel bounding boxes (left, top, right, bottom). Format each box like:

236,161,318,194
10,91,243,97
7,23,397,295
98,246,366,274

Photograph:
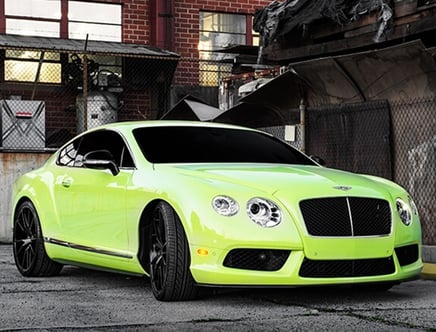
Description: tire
13,201,63,277
149,201,198,301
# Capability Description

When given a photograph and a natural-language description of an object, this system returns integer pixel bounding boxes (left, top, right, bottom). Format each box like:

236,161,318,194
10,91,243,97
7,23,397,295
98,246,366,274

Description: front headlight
212,195,239,216
409,195,418,216
247,197,282,228
396,198,412,226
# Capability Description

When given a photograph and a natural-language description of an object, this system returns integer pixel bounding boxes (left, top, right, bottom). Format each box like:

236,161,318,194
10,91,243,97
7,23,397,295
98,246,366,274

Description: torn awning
161,95,226,121
0,34,180,58
214,40,436,127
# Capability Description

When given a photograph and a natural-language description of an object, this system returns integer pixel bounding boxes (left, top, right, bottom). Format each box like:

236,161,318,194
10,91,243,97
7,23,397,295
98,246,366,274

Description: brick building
0,0,271,147
0,0,272,241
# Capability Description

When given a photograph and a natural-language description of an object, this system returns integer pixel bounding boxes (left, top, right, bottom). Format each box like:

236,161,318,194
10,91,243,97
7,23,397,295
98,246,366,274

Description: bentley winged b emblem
333,185,352,191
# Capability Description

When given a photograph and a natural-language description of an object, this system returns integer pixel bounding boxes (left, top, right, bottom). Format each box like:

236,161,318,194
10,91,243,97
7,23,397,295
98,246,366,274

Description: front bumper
189,242,423,287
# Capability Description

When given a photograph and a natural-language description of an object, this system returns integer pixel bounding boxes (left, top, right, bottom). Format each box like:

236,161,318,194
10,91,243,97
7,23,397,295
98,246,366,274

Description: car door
52,129,135,255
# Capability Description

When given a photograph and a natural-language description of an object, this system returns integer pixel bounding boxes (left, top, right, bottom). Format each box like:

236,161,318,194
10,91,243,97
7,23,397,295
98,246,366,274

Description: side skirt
44,237,133,259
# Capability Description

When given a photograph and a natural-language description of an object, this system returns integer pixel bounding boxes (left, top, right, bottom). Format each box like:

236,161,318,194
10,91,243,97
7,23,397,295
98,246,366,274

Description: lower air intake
223,249,290,271
299,257,395,278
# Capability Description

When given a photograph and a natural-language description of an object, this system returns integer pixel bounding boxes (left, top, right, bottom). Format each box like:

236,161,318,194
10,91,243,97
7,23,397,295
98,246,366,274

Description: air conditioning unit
1,100,45,150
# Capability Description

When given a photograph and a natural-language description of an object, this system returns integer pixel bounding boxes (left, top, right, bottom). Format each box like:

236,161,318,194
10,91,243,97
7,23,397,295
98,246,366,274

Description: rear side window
57,130,134,168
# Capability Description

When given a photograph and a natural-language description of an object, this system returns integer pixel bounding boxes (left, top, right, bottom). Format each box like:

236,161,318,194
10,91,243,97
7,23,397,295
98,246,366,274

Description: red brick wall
171,0,270,85
172,0,269,57
123,0,151,44
0,0,271,144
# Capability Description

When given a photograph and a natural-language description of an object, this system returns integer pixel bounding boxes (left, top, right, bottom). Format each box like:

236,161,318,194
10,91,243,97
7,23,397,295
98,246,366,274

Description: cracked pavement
0,244,435,331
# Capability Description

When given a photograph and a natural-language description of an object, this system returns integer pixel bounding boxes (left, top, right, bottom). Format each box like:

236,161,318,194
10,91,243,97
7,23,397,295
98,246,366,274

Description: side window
57,130,134,168
57,138,80,166
74,130,135,168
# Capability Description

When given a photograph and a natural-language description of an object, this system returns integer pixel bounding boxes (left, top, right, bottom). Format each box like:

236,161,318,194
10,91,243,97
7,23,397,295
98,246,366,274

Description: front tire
149,201,198,301
13,201,63,277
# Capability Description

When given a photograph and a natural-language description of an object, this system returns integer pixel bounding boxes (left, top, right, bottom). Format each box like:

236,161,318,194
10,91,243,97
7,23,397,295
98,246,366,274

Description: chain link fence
0,48,181,150
390,97,436,245
0,50,230,150
1,47,434,245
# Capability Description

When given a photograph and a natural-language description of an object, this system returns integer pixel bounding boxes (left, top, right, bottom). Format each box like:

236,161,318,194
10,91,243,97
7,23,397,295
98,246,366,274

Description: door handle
61,179,72,188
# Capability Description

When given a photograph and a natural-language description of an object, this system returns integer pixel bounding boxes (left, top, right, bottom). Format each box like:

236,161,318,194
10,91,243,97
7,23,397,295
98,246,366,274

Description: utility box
76,91,118,133
1,100,46,150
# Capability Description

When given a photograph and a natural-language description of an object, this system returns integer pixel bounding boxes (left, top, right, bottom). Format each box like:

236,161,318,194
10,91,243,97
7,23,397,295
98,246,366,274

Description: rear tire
149,201,198,301
13,201,63,277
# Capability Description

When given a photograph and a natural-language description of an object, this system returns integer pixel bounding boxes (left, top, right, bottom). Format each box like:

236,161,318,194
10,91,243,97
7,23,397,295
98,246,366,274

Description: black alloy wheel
13,201,63,277
149,201,198,301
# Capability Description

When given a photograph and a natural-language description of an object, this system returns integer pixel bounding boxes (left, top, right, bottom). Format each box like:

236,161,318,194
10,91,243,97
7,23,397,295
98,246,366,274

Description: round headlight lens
396,198,412,226
212,195,239,216
247,197,282,227
409,196,418,216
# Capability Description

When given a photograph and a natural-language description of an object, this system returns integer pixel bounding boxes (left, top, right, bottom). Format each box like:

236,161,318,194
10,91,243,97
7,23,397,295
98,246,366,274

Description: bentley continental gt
11,121,422,301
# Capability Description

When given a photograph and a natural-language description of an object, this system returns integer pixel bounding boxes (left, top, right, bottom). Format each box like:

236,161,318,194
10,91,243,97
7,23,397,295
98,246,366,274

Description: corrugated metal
0,34,180,59
0,152,52,243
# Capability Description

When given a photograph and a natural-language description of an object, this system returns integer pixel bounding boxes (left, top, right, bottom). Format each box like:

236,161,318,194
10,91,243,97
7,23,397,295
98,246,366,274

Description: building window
4,50,61,83
199,12,255,86
68,1,122,42
5,0,61,37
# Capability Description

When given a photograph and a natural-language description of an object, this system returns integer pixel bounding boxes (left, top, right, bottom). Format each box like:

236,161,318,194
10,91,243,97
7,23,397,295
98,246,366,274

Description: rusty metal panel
0,152,51,242
290,40,436,105
0,34,180,59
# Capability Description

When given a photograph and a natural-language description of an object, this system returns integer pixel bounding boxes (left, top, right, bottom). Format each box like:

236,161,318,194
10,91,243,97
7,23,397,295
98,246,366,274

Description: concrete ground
1,244,436,331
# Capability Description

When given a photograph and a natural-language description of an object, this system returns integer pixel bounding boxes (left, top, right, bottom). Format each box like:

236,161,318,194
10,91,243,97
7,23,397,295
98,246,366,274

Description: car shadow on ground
59,265,419,305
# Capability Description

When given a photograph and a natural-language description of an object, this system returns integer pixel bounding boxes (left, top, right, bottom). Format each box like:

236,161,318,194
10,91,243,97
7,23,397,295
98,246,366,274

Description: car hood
157,163,396,200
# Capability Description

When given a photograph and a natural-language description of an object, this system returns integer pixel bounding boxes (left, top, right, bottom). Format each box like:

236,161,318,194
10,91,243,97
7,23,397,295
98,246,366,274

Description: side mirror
310,155,326,166
83,150,120,176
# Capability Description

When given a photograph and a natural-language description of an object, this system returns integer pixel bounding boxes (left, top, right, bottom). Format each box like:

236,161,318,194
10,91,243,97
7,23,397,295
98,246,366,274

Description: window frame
1,0,122,83
198,11,257,87
57,130,136,169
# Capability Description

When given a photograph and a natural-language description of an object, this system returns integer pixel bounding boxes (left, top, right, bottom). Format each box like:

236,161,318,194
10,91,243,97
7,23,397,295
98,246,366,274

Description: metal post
83,54,88,132
31,51,45,100
82,34,89,131
299,98,306,153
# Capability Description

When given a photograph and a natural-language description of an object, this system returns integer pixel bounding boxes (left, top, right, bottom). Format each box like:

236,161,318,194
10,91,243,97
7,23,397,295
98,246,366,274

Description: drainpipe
151,0,174,50
299,98,306,153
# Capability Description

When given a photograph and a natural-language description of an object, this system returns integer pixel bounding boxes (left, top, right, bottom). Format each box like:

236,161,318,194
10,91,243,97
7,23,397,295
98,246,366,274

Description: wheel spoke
14,207,37,272
150,207,168,292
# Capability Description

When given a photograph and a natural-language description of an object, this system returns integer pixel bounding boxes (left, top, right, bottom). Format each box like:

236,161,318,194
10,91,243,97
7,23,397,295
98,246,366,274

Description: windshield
133,126,315,165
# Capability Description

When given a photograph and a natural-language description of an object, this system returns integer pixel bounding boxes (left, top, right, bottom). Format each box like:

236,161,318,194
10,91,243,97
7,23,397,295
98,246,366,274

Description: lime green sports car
11,121,422,301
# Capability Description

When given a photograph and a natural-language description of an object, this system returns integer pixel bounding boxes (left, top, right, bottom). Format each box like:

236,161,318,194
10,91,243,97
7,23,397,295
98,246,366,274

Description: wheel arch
136,198,192,274
137,199,161,273
12,196,36,229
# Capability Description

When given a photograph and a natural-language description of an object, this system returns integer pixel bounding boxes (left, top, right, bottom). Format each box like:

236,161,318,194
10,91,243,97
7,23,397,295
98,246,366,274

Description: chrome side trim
44,237,133,259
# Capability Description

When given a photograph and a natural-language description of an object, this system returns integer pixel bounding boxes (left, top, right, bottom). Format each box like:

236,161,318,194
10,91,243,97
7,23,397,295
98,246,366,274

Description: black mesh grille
299,257,395,278
395,244,419,266
299,197,391,237
223,249,290,271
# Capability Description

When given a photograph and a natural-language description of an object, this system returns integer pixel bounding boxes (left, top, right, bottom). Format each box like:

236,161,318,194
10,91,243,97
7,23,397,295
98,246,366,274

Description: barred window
4,50,62,83
199,12,255,86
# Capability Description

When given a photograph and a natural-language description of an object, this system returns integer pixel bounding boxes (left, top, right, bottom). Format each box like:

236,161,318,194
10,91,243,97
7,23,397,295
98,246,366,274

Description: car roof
91,120,257,133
